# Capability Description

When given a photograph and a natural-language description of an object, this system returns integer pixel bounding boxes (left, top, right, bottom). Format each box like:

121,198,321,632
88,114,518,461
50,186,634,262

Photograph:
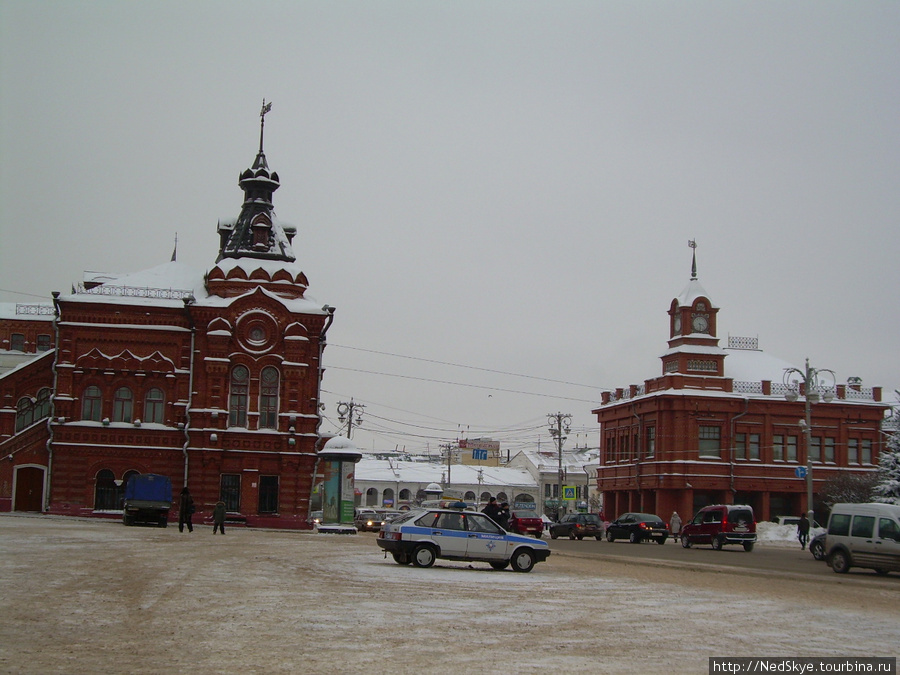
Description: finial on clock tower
688,239,698,280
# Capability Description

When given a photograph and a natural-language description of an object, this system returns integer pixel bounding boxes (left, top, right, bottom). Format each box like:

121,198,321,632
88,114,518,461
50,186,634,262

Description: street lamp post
783,359,835,527
548,412,572,520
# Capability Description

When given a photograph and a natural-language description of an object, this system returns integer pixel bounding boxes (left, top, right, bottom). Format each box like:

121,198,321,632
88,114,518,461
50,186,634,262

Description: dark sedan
606,512,669,544
549,513,605,540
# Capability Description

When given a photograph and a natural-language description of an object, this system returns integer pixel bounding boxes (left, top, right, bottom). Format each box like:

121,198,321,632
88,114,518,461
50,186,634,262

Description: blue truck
123,474,172,527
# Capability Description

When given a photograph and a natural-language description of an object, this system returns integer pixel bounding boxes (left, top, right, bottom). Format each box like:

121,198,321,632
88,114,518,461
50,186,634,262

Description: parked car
809,532,827,561
376,508,551,572
355,509,402,532
308,510,323,527
605,513,668,544
680,504,757,551
507,509,544,538
774,515,822,528
824,502,900,575
549,513,605,540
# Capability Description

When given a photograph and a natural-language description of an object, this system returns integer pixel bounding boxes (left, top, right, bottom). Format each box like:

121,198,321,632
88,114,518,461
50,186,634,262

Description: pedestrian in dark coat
482,497,501,522
797,513,811,550
497,503,510,530
212,501,226,535
178,487,194,533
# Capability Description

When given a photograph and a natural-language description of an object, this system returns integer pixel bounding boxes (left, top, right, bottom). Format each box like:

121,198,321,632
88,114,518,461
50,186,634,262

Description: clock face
692,314,709,333
673,315,682,334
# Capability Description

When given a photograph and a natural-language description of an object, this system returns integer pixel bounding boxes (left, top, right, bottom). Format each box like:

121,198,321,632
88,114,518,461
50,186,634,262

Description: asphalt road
546,534,900,585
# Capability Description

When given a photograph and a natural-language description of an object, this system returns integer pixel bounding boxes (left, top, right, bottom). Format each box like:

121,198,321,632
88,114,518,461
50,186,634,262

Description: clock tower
660,241,727,383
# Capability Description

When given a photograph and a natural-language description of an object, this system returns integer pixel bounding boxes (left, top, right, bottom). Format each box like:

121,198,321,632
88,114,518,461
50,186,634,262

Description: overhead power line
330,343,606,391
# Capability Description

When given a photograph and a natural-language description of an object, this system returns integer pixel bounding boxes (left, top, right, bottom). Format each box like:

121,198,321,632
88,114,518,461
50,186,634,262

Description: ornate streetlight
783,359,835,527
548,412,572,519
336,399,365,439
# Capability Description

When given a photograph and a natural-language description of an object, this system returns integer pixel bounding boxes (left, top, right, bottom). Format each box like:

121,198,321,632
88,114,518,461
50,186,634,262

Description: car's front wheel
681,534,692,548
810,539,825,561
510,549,536,573
629,532,641,544
550,531,558,540
411,544,436,568
831,549,851,574
606,531,615,543
568,530,577,540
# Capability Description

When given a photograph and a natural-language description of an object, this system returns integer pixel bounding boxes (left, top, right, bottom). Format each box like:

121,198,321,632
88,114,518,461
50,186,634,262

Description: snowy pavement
0,514,897,674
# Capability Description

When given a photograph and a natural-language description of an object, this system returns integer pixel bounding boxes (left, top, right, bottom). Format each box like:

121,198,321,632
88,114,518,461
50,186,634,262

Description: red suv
680,504,757,552
506,510,544,538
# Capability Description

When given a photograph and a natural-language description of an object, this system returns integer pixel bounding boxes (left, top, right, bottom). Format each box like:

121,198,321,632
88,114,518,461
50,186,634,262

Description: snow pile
756,521,825,547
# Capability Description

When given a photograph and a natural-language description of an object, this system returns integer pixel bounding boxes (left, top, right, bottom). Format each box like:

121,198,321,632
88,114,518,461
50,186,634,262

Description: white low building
354,456,539,510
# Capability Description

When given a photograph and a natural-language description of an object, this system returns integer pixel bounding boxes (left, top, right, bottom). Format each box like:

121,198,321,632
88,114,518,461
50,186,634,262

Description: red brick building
593,252,887,524
0,112,334,527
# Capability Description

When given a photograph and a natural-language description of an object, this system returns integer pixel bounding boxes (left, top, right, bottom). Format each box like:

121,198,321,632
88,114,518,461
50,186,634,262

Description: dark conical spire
216,100,296,263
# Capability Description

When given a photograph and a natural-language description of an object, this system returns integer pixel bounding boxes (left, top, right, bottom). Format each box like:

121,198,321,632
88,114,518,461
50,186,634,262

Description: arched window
365,487,378,507
144,388,165,424
496,492,508,503
382,488,395,508
35,388,51,421
259,367,279,429
464,491,476,502
113,387,133,423
82,386,102,421
229,366,250,427
480,491,492,505
94,469,118,511
15,397,34,432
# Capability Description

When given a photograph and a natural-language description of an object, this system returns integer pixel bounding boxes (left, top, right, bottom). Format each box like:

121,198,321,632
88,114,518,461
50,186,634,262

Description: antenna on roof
259,98,272,154
171,232,178,262
688,239,698,280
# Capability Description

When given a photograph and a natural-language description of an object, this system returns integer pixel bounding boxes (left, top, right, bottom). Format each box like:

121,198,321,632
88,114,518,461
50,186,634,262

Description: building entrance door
14,466,44,511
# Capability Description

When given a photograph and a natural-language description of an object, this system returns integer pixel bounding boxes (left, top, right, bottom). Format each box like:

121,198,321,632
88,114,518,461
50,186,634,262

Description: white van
825,503,900,575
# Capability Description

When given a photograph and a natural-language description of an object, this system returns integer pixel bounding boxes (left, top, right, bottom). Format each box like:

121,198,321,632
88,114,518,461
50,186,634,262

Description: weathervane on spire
688,239,698,280
258,98,272,153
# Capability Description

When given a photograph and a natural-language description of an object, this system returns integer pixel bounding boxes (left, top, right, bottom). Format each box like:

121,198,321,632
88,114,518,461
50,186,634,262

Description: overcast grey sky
2,2,898,454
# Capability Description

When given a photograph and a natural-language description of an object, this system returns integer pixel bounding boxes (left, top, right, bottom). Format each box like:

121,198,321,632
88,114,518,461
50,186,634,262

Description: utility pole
440,442,454,487
548,412,572,520
336,399,365,439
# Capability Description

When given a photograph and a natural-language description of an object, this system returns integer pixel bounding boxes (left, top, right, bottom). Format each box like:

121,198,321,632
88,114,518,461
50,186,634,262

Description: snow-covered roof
723,347,800,383
674,277,717,309
355,457,537,487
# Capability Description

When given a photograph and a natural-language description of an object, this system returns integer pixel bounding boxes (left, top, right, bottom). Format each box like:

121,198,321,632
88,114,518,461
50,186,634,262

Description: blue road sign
795,466,807,479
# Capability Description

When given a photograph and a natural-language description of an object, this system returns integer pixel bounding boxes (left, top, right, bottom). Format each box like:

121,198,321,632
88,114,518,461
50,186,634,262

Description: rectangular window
786,435,798,462
824,437,835,463
848,439,858,465
605,436,615,464
810,437,821,463
851,515,875,539
698,426,721,457
749,434,760,460
621,435,630,461
545,483,552,498
646,427,656,458
10,333,25,351
36,335,51,352
861,440,872,465
773,435,784,462
259,476,278,514
220,474,241,512
735,433,746,460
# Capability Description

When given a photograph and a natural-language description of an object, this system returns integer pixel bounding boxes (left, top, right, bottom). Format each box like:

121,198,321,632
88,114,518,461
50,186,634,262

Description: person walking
496,502,510,531
797,513,810,550
482,497,501,522
670,511,682,539
178,487,194,533
212,500,226,535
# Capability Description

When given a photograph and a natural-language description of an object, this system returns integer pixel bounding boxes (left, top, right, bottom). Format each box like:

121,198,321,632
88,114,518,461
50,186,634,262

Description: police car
376,508,551,572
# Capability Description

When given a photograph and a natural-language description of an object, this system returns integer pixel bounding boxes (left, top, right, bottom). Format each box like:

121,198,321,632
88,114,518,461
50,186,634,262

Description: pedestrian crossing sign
562,486,576,500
